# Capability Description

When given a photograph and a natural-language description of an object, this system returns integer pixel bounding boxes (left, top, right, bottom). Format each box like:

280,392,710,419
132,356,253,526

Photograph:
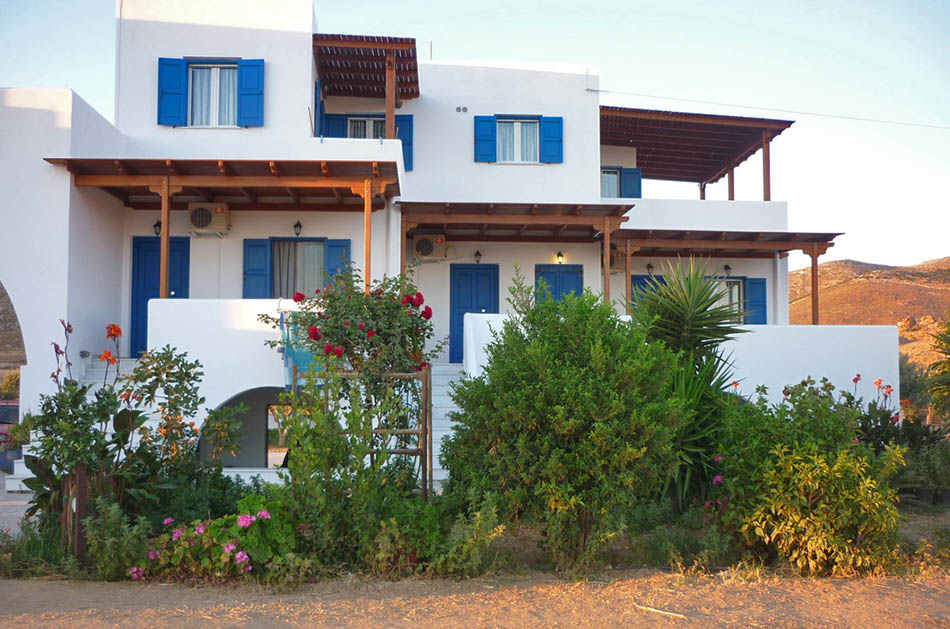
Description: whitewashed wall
621,199,788,232
600,145,637,169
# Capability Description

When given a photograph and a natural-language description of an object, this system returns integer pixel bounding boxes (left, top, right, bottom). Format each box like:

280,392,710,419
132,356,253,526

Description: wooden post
727,168,735,200
762,130,771,202
159,176,171,298
602,217,611,302
699,183,706,200
385,51,396,139
809,243,820,325
363,178,372,294
73,462,88,563
624,243,632,314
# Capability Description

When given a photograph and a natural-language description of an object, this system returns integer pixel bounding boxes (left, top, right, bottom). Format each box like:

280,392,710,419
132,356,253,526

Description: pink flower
367,330,376,339
237,514,256,528
162,517,174,526
224,543,236,554
194,523,205,535
293,292,306,303
235,551,249,564
712,475,724,485
243,564,253,573
421,305,433,320
172,528,183,541
129,566,144,580
704,500,712,508
713,455,724,463
256,509,271,520
148,551,159,561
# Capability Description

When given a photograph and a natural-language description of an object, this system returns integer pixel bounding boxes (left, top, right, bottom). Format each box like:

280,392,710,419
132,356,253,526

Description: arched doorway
0,279,26,369
198,386,285,468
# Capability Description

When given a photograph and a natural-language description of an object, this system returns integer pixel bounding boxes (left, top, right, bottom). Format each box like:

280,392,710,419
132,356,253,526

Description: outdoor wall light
153,220,161,236
293,220,303,236
646,263,654,274
474,250,482,264
724,264,732,277
556,251,565,264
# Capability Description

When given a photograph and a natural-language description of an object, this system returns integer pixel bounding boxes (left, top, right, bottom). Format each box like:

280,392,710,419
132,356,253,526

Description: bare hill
789,257,950,367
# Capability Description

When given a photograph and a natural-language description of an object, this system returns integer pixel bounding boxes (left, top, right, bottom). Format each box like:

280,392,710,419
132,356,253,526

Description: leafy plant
907,439,950,501
83,497,150,581
429,492,506,578
0,368,18,399
929,315,950,417
442,270,685,572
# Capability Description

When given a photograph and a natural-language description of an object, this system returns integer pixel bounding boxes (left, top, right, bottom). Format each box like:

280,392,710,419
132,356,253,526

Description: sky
1,0,947,270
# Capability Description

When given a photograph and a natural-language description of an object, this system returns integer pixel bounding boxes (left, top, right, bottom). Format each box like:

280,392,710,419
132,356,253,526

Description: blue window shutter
745,278,767,324
620,168,642,198
324,239,351,282
324,114,347,138
157,58,187,126
474,115,497,162
395,114,414,171
539,116,563,163
236,59,265,127
558,266,583,300
242,239,271,298
535,266,559,300
314,79,324,136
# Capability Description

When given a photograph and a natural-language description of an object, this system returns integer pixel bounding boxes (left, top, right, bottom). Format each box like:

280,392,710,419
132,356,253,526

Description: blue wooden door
449,264,499,363
535,264,583,301
131,237,190,356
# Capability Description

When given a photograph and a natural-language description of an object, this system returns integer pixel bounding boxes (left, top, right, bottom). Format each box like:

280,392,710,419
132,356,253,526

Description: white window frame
601,168,621,198
496,118,540,164
716,278,745,323
187,63,238,128
347,117,386,139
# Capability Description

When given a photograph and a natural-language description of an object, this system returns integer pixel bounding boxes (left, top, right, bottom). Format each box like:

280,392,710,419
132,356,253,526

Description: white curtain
520,121,539,162
348,119,367,138
272,241,297,299
497,121,515,161
296,242,325,295
218,67,237,126
372,119,386,139
601,171,619,197
190,67,212,126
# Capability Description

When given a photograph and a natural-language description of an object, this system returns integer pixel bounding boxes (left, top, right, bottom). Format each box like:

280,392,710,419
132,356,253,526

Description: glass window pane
372,119,386,139
601,171,619,197
189,67,212,126
348,119,367,138
520,121,539,162
218,66,237,126
296,242,326,295
497,121,515,161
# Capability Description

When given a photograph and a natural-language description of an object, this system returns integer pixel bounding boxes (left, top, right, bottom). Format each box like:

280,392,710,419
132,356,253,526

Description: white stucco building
0,0,898,486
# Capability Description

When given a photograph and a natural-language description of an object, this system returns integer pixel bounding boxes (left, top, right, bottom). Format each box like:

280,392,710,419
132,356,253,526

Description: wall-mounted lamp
293,220,302,237
474,249,482,264
646,263,654,275
153,220,162,236
723,264,732,277
556,251,564,264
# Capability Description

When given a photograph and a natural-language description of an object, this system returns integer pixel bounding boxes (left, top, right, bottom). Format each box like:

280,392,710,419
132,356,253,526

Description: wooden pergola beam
618,237,832,253
363,178,372,294
73,174,395,189
312,37,416,51
403,213,628,227
385,51,396,139
128,200,385,212
762,130,771,201
602,217,611,302
601,108,792,129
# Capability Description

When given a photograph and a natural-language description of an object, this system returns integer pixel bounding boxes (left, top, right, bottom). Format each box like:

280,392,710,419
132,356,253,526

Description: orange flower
884,385,893,396
730,380,740,389
105,323,122,340
98,350,117,365
873,378,883,389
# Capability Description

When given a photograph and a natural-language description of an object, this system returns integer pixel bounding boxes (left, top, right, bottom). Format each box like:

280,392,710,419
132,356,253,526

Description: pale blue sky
1,0,947,269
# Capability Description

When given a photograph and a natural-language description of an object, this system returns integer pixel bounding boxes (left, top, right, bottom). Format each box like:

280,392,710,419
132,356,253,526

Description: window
348,118,386,139
497,119,540,163
715,278,745,323
601,169,620,197
271,240,325,298
188,64,238,127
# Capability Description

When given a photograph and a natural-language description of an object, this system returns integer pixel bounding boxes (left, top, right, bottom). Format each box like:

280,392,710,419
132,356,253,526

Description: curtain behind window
272,240,297,298
520,121,539,162
218,67,237,126
349,119,367,138
497,121,515,161
190,67,212,126
372,119,386,139
601,171,619,197
296,242,325,295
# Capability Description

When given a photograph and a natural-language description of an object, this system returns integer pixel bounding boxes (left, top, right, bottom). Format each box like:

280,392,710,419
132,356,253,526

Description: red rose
407,308,413,316
367,330,376,338
333,347,344,358
358,322,365,330
314,288,320,294
308,326,321,341
344,320,350,327
421,305,433,320
323,342,333,355
293,292,306,303
412,292,424,307
401,294,412,305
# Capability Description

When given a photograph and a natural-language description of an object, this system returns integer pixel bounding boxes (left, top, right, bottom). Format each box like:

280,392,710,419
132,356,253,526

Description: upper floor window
189,64,238,127
601,168,620,197
348,117,386,139
601,166,642,198
497,119,539,163
716,278,745,323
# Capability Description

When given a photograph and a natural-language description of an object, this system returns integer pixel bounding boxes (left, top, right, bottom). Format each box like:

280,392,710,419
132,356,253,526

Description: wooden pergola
600,107,794,201
45,158,400,296
313,34,420,140
612,228,840,324
399,201,633,301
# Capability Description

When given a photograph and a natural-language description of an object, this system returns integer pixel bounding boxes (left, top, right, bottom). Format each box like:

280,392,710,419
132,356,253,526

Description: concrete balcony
613,198,788,233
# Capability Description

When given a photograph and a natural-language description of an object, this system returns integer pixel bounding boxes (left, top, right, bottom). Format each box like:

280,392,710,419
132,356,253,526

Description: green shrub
83,497,150,580
0,521,76,578
908,439,950,500
0,368,18,399
442,271,685,572
429,492,506,578
744,444,903,575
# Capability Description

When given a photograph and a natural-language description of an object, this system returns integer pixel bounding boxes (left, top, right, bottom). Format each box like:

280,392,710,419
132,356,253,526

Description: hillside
789,257,950,367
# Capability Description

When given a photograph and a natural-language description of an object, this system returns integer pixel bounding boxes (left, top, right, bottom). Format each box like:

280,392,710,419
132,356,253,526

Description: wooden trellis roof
313,34,420,100
613,228,840,258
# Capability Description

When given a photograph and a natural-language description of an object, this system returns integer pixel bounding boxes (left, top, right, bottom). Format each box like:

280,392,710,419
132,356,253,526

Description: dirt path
1,571,948,628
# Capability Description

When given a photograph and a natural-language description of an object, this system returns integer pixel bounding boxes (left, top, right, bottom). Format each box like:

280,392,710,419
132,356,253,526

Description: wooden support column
602,217,611,302
147,176,182,299
699,183,706,200
363,178,372,293
624,243,633,314
762,130,771,201
809,243,820,325
727,168,735,200
385,51,396,139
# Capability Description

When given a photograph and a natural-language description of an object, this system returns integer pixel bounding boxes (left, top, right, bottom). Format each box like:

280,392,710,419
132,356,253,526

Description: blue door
630,274,664,308
449,264,499,363
131,236,190,356
535,264,583,301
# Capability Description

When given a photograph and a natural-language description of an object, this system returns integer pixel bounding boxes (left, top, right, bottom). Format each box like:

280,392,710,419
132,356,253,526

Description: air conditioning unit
413,234,447,259
188,203,230,235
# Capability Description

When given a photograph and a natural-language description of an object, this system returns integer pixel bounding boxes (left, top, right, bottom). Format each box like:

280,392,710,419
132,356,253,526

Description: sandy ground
0,571,948,628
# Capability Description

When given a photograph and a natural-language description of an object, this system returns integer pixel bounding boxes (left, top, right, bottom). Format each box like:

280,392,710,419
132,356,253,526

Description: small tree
442,270,685,571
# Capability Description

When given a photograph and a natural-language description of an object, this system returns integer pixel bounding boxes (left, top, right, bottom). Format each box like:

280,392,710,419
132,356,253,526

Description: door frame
130,236,191,356
449,263,499,363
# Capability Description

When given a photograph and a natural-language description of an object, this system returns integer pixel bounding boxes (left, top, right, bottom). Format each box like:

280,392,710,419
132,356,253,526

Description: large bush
442,272,686,571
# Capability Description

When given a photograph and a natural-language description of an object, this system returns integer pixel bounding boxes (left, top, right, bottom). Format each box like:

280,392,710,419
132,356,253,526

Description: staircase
429,363,465,483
